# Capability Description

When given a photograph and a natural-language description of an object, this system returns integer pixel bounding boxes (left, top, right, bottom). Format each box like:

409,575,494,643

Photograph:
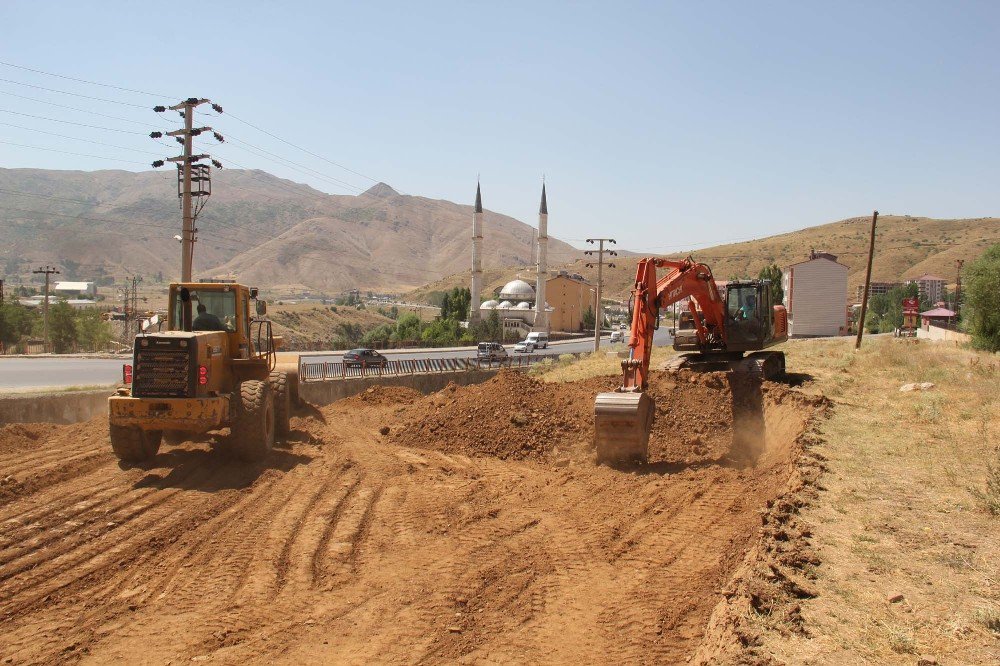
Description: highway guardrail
299,354,554,382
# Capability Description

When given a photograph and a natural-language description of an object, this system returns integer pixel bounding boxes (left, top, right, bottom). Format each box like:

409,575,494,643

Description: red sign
902,297,919,313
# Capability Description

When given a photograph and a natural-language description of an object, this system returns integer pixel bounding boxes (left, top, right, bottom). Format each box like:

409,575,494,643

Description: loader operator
193,303,226,331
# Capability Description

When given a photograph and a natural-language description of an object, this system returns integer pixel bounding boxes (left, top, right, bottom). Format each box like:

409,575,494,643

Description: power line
215,134,363,191
0,139,149,164
0,204,178,230
0,90,174,126
0,77,149,108
0,60,169,98
0,121,161,155
224,112,379,183
0,108,147,134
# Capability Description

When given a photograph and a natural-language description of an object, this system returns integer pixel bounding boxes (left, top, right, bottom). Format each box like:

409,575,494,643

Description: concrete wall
0,389,114,425
916,325,971,343
0,370,502,426
298,370,498,406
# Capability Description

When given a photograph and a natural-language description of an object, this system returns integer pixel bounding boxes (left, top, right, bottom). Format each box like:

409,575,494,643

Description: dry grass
762,336,1000,664
530,344,673,383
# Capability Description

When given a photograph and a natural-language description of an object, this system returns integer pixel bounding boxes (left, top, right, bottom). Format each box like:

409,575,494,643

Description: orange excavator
594,257,788,464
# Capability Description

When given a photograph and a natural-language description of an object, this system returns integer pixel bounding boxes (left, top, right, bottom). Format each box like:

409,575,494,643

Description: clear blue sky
1,1,997,252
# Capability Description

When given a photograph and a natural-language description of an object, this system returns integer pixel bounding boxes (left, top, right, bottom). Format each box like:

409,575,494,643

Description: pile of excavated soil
343,385,424,406
0,423,60,456
391,369,758,465
390,370,595,460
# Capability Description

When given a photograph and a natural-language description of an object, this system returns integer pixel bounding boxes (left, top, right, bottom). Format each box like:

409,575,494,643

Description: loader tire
230,380,275,462
110,425,161,462
269,370,290,439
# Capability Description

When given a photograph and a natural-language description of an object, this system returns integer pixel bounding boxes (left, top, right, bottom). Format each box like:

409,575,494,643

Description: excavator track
663,351,786,381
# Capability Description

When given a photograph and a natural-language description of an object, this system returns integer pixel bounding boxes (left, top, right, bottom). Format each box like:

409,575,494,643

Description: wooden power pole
32,265,60,351
585,238,617,352
854,210,878,350
151,98,223,282
955,259,965,318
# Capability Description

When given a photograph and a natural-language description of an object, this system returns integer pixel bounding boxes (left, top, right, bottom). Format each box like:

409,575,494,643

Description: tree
964,244,1000,351
758,264,784,305
582,306,596,331
48,301,78,353
867,283,920,333
0,302,38,349
75,309,113,351
395,312,422,342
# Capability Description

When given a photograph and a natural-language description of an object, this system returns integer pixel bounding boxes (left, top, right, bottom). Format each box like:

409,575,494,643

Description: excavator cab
723,282,769,350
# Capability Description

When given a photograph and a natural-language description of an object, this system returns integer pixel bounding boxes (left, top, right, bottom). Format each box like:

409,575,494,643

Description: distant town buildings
781,251,849,337
855,281,903,301
479,271,595,335
546,271,595,332
54,281,97,299
905,274,946,304
920,306,956,328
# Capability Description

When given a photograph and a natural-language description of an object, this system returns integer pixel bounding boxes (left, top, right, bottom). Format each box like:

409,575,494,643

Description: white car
513,340,536,353
610,330,625,343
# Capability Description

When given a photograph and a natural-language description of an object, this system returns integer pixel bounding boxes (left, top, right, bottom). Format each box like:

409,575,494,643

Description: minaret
469,181,484,324
533,182,549,331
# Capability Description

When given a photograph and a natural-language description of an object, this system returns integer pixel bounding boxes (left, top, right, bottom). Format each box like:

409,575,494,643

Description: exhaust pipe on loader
594,391,655,465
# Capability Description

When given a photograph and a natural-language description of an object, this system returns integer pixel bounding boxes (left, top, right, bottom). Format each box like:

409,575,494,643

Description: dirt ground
0,369,823,665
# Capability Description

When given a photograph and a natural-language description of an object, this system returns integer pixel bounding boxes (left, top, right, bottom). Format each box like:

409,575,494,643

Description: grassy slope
407,215,1000,303
531,337,999,662
763,337,999,663
269,302,394,350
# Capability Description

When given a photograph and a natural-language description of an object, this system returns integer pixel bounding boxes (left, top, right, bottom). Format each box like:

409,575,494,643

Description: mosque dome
498,300,514,309
479,300,499,310
515,301,532,310
499,279,535,300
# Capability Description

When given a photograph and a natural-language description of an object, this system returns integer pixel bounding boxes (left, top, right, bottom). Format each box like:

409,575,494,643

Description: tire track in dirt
0,461,227,617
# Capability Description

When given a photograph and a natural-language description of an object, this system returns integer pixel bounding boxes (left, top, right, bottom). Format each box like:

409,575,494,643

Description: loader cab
724,281,773,350
168,282,260,361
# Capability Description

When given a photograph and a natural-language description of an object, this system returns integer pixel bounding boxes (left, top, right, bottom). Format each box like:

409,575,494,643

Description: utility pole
32,266,60,352
151,98,224,282
854,210,878,351
585,238,617,352
954,259,965,318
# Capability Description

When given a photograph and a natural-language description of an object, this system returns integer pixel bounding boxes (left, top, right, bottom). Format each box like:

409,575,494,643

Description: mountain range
0,168,580,294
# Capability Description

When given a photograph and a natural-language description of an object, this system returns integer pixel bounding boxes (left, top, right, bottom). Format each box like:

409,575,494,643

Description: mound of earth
343,385,423,406
390,370,595,460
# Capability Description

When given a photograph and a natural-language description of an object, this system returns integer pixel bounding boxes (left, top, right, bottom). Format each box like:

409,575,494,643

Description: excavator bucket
594,391,655,465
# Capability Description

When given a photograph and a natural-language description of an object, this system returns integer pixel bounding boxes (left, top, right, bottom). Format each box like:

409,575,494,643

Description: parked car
513,340,536,353
343,348,388,368
524,331,549,348
610,330,625,343
477,342,508,362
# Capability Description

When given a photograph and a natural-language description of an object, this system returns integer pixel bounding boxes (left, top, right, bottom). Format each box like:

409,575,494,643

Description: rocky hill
408,214,1000,303
0,168,581,295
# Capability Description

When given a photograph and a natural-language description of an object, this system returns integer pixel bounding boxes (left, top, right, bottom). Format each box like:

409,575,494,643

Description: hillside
0,168,580,295
408,215,1000,303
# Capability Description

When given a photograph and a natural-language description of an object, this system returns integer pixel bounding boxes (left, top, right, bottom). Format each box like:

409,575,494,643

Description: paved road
0,329,674,390
0,358,125,391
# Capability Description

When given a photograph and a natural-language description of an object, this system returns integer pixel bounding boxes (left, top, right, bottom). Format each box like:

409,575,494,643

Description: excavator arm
623,257,726,391
594,257,726,465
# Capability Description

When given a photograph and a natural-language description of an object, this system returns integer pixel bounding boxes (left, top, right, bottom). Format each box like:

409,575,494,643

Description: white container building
781,251,849,337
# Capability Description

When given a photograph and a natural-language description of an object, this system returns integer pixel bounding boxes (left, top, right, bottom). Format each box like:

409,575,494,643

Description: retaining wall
0,370,501,425
916,325,971,343
0,389,114,425
298,370,498,406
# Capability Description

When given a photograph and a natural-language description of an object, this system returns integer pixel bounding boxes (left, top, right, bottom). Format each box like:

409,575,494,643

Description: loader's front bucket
594,391,655,465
